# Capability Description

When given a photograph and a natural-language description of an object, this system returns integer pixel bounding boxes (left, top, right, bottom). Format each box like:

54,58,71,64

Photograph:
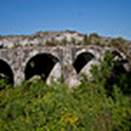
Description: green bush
0,80,130,130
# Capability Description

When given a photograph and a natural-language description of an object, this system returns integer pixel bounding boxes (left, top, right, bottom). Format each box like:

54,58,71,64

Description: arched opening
105,51,130,96
110,50,128,78
111,50,124,61
112,50,122,58
73,52,95,73
0,59,14,88
24,53,59,82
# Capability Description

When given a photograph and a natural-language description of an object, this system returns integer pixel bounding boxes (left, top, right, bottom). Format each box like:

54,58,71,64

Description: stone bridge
0,44,129,87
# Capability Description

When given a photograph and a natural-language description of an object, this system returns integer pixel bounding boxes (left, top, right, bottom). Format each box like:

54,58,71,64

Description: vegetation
0,52,131,131
82,35,90,45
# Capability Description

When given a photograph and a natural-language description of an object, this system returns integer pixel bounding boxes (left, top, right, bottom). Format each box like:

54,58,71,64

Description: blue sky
0,0,131,39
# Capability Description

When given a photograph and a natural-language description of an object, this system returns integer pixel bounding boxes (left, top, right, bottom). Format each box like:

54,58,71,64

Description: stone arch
110,50,129,72
111,50,125,60
24,53,60,82
105,50,130,96
75,47,101,60
73,52,95,73
0,59,14,86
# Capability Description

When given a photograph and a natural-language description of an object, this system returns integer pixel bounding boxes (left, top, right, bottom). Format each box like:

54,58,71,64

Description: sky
0,0,131,39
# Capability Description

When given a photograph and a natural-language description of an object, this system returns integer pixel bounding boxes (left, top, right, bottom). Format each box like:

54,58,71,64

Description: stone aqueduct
0,44,129,87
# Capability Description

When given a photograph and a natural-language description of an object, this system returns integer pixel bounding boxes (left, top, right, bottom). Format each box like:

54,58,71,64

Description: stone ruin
0,43,130,88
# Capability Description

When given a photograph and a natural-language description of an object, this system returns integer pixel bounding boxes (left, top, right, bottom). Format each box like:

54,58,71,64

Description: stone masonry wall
0,44,130,87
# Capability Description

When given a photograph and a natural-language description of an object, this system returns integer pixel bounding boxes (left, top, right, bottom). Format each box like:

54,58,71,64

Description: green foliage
91,51,115,84
82,35,90,45
88,33,102,45
0,52,131,131
109,38,129,56
0,80,130,130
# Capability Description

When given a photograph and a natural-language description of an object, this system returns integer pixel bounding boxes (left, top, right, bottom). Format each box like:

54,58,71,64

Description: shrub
83,35,90,45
